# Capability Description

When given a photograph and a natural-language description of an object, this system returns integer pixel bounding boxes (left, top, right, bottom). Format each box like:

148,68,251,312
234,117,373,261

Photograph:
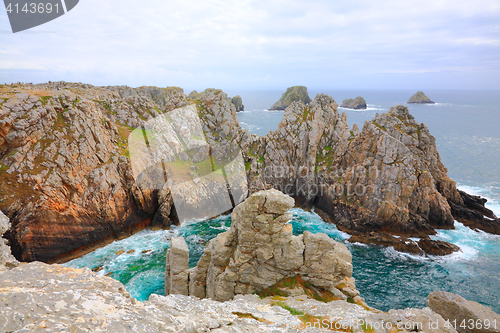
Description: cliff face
243,96,499,252
0,82,186,262
0,83,498,262
269,86,312,110
340,96,367,109
408,91,435,104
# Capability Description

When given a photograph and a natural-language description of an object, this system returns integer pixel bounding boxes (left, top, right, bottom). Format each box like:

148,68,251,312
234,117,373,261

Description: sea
64,90,500,312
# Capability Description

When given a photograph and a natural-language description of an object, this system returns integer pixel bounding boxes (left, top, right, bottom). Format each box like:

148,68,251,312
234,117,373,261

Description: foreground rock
341,96,367,109
0,210,19,272
408,91,435,104
187,189,360,302
269,86,312,110
0,239,462,332
427,291,500,333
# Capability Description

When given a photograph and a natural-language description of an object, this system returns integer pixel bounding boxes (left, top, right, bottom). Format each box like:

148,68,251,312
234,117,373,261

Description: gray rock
427,291,500,333
185,189,358,302
165,236,190,295
0,210,19,272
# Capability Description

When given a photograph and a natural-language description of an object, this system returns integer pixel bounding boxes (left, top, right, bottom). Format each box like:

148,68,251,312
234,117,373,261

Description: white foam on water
382,246,429,262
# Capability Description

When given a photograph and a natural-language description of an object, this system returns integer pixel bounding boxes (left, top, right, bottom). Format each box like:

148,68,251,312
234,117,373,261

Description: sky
0,0,499,91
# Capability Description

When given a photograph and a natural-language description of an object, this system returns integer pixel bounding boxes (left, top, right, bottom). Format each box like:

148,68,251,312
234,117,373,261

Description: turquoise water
65,203,500,312
65,90,500,312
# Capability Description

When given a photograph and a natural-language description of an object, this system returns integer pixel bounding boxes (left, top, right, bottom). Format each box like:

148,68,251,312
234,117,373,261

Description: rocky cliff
0,82,186,262
243,96,499,253
408,91,435,104
1,82,498,262
269,86,312,110
340,96,367,109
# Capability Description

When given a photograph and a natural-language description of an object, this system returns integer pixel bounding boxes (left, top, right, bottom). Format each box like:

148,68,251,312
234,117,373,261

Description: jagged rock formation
244,96,499,253
0,82,185,262
269,86,312,110
186,189,360,303
231,95,244,112
165,236,189,295
0,210,19,272
341,96,367,109
427,291,500,333
408,91,435,104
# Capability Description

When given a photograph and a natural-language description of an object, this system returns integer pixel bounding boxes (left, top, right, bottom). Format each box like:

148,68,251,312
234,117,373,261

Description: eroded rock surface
244,97,499,253
0,210,19,272
427,291,500,333
1,82,497,262
165,236,189,295
0,260,464,333
186,189,359,302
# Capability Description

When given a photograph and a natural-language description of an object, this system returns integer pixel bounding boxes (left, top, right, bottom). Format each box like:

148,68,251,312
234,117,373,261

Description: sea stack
269,86,312,110
340,96,367,109
408,91,435,104
231,95,244,112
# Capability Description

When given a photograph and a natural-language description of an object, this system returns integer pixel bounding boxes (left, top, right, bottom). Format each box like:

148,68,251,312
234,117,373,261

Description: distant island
340,96,367,109
407,91,435,104
269,86,311,110
231,95,244,112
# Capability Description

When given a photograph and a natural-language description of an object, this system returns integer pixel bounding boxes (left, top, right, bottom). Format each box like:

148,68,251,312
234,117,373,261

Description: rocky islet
340,96,367,109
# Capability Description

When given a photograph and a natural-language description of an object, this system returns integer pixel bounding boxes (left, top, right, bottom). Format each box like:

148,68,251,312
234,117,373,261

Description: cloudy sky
0,0,499,90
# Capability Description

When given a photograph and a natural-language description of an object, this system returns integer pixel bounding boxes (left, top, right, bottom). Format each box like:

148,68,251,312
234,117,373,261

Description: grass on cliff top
232,312,270,323
257,276,341,303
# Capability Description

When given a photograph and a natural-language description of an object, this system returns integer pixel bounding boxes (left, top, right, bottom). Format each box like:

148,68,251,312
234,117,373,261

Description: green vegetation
270,86,312,110
371,121,386,132
257,276,341,303
272,301,304,315
232,312,268,323
39,96,52,105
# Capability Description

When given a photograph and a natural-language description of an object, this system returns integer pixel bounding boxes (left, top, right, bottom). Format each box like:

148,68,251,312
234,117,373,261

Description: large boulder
427,291,500,333
183,189,358,302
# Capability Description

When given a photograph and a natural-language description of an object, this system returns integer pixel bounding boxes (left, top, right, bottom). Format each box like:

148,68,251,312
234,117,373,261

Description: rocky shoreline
1,196,499,332
1,82,499,262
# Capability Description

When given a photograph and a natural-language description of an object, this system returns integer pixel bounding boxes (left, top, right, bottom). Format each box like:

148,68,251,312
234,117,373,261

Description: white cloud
0,0,499,89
